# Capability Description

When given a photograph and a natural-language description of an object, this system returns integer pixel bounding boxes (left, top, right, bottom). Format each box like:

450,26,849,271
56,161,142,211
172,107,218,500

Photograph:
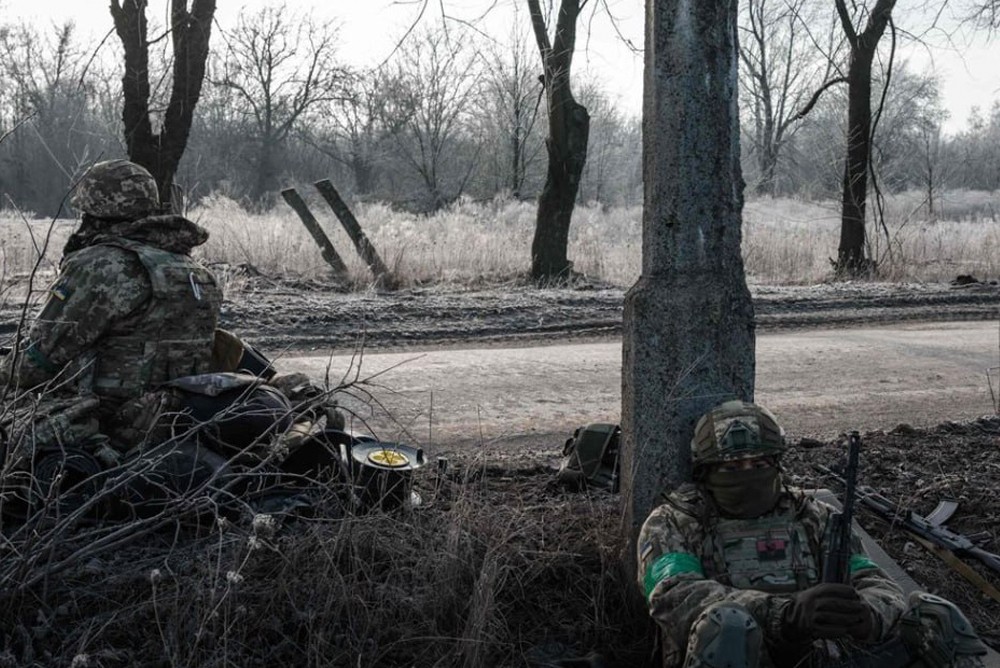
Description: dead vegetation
0,455,653,668
3,191,1000,295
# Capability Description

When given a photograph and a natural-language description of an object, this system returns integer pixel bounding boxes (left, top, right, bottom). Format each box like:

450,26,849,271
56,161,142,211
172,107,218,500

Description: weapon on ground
814,462,1000,578
821,431,862,584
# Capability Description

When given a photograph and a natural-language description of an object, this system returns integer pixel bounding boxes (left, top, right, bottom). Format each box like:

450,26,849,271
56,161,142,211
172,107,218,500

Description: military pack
556,423,620,492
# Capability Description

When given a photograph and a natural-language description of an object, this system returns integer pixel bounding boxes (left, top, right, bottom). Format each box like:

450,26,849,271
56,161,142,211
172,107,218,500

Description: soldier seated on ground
637,400,987,668
0,159,344,519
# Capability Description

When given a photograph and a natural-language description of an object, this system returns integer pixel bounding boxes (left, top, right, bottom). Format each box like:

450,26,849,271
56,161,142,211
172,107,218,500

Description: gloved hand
783,583,875,641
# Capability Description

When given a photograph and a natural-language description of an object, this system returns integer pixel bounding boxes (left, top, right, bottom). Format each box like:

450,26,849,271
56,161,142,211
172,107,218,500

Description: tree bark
756,140,778,196
527,0,590,280
835,0,896,275
110,0,216,211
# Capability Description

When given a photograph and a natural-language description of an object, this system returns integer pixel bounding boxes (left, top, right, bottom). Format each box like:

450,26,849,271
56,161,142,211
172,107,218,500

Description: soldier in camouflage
637,400,987,668
0,159,343,471
1,160,222,449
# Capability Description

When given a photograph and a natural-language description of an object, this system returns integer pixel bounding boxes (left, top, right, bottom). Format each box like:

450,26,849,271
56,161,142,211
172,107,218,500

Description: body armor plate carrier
703,509,820,594
90,237,221,406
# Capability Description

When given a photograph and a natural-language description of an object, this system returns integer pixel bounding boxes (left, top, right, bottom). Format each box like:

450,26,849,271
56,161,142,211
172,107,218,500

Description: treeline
0,7,996,219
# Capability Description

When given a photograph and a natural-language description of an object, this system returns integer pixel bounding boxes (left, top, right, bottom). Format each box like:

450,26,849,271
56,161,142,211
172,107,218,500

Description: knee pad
899,592,987,668
684,602,762,668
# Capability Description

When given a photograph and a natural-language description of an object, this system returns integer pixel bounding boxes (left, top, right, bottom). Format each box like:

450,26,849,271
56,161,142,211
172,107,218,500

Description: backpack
556,423,621,492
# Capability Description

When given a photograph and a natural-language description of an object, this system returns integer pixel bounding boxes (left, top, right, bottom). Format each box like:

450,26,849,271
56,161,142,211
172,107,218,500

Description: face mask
704,466,781,518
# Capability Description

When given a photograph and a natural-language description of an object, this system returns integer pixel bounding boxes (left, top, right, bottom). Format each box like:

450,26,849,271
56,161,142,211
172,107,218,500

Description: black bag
556,423,620,492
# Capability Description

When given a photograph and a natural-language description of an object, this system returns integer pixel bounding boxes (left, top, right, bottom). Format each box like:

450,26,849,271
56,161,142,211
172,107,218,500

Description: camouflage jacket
1,216,221,414
637,483,905,666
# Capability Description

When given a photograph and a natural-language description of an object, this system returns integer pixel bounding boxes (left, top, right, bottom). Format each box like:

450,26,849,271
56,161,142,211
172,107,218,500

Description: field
2,192,1000,666
2,190,1000,296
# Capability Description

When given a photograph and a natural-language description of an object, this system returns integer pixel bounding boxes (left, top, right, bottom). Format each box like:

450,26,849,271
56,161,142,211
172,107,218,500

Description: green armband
25,344,59,374
643,552,704,601
849,553,878,573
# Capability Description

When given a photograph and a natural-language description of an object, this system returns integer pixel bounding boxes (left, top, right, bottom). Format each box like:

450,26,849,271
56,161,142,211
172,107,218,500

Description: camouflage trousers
677,592,987,668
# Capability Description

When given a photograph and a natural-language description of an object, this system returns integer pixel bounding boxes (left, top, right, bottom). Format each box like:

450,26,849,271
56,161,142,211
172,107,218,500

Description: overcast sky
2,0,998,134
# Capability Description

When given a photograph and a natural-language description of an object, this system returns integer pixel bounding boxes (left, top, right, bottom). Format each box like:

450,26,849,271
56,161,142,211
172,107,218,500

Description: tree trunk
527,0,590,280
838,50,874,273
532,111,589,276
835,0,896,276
755,142,778,196
253,138,278,205
110,0,216,211
351,154,375,197
927,165,935,219
511,121,523,198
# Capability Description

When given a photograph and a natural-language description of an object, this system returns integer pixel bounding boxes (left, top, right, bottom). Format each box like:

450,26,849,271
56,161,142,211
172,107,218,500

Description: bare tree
389,28,480,212
527,0,590,280
867,65,944,194
968,0,1000,28
575,82,641,206
477,20,545,200
948,103,1000,191
833,0,897,275
739,0,845,195
305,68,415,198
214,3,344,204
110,0,216,210
0,22,114,216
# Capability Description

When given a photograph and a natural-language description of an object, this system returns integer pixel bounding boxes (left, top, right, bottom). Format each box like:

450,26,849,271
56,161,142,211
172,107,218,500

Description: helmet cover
691,400,786,469
70,159,159,219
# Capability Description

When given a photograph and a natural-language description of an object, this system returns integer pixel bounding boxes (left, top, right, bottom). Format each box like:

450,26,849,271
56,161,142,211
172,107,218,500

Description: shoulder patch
51,283,72,301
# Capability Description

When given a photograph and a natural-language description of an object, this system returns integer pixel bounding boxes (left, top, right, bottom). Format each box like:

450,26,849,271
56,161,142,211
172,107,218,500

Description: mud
218,274,1000,351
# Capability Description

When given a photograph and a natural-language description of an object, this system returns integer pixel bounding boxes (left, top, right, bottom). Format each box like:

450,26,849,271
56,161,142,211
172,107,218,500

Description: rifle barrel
815,464,1000,576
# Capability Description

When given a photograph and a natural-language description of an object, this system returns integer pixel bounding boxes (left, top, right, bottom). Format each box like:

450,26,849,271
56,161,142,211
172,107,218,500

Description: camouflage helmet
691,400,786,469
70,159,159,219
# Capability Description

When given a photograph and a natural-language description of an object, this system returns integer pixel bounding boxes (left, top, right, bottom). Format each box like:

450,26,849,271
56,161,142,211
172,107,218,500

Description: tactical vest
702,509,821,594
89,238,221,408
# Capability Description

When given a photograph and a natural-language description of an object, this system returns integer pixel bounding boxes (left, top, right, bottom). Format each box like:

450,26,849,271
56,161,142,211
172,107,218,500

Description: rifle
822,431,861,584
814,462,1000,578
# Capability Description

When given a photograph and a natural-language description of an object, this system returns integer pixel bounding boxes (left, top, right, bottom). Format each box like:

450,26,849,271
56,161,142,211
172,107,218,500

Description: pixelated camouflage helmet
70,159,159,219
691,400,786,469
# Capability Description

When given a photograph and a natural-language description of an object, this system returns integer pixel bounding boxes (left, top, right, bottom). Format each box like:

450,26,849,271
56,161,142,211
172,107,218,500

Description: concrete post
280,188,350,278
621,0,756,561
313,179,396,288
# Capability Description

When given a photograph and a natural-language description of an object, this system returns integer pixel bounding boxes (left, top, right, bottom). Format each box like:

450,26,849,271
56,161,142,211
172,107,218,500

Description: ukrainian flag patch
51,284,72,301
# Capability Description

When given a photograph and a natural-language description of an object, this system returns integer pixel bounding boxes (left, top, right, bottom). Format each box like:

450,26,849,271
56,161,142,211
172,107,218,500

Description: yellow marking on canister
368,449,409,468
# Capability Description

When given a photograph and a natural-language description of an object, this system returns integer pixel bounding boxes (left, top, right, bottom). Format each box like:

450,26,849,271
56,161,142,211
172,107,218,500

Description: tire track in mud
2,281,997,351
220,282,1000,351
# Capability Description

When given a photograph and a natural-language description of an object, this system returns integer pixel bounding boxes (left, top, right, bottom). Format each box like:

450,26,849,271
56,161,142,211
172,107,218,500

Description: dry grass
3,190,999,293
0,449,648,667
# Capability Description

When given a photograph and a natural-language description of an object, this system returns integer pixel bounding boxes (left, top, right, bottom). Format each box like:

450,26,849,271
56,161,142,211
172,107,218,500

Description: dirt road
284,320,1000,456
